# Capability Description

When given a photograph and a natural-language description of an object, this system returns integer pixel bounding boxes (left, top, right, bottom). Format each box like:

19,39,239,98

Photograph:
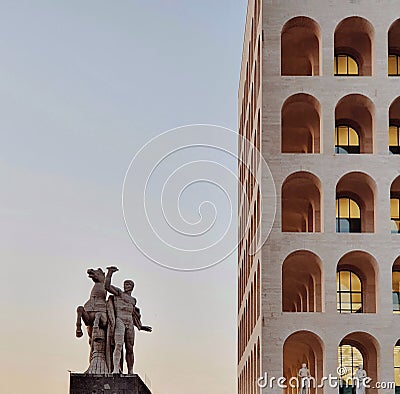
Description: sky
0,1,247,393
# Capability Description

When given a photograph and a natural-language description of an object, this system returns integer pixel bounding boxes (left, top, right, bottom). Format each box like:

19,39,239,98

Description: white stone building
238,1,400,393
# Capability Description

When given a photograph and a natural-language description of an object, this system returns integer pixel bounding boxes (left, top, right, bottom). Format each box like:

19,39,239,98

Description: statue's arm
105,266,121,296
133,305,152,332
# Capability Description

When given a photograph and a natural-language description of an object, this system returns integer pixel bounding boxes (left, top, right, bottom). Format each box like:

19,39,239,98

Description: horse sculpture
76,268,113,374
76,268,108,338
75,267,152,375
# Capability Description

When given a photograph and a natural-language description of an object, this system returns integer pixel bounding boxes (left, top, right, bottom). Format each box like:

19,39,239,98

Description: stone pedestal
69,373,151,394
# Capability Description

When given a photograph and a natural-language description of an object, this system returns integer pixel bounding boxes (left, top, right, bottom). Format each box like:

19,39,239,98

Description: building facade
238,1,400,393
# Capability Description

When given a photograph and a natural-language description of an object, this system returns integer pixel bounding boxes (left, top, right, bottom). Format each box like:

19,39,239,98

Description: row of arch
282,171,400,233
238,262,260,359
284,330,398,394
237,2,261,391
240,330,400,394
281,93,400,154
282,250,400,314
238,338,260,394
282,16,399,76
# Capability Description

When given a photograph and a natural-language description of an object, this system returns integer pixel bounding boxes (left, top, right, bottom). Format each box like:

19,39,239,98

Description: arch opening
282,251,323,312
337,251,377,313
281,17,321,76
334,17,373,76
283,331,324,394
389,98,400,154
282,172,322,232
282,94,321,153
388,19,400,76
335,95,374,154
394,340,400,391
392,258,400,314
336,172,376,233
338,332,379,394
391,177,400,233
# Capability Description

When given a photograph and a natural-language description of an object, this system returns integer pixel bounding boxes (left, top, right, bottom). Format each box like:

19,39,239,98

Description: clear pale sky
0,1,247,393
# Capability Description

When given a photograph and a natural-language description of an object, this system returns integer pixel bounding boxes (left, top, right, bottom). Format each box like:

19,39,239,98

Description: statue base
69,373,152,394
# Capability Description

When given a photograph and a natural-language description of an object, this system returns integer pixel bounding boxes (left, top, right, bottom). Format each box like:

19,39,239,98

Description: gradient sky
0,1,247,393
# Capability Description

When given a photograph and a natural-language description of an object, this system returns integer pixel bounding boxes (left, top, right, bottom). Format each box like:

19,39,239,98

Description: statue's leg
93,312,101,329
76,306,85,337
99,312,107,328
87,326,93,342
125,323,135,374
81,310,92,326
76,307,92,338
112,319,124,374
92,312,107,340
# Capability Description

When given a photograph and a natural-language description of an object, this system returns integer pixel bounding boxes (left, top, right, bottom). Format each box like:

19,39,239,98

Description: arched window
395,342,400,390
335,17,373,76
389,125,400,154
336,197,361,233
334,54,359,75
338,344,364,389
393,271,400,314
335,94,374,154
335,125,360,154
391,198,400,233
337,270,362,313
389,19,400,76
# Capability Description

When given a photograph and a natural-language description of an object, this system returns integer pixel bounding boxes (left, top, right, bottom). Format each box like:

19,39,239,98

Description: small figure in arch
298,363,311,394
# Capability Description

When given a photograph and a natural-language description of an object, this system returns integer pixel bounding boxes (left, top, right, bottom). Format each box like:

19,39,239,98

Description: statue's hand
106,266,119,273
141,325,152,332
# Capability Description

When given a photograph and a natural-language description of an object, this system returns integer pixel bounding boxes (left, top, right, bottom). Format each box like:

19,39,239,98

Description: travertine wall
238,0,262,391
239,1,400,394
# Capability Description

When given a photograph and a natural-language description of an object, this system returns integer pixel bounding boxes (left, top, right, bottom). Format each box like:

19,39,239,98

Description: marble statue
354,365,367,394
75,266,152,374
105,266,152,374
75,268,109,373
298,363,311,394
76,268,108,338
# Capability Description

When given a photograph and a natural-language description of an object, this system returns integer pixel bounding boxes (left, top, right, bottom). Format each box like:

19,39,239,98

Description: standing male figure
105,266,152,374
354,365,367,394
298,363,311,394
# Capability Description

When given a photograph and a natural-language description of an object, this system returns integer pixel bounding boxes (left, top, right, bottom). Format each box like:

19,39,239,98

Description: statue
105,266,152,374
298,363,311,394
354,365,367,394
76,268,108,338
75,266,152,375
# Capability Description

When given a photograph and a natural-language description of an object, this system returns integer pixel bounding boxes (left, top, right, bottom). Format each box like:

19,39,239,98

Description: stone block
69,373,151,394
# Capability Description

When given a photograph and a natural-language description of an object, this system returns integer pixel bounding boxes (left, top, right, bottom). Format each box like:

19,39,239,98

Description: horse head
87,268,105,283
